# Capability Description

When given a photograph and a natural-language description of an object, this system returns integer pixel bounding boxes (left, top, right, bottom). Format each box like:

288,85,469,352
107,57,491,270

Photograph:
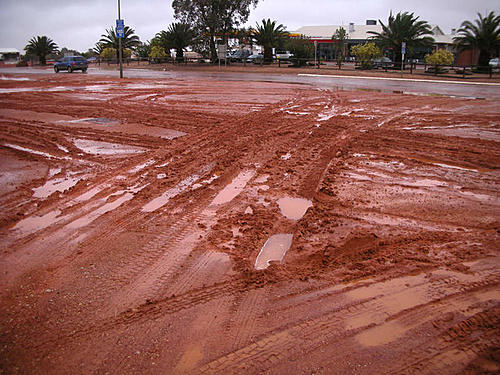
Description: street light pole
118,0,123,78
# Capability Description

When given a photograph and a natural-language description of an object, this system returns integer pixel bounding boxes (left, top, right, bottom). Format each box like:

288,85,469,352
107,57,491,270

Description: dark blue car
54,56,88,73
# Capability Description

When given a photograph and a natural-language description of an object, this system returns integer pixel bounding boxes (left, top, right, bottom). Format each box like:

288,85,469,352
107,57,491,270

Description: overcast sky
0,0,498,52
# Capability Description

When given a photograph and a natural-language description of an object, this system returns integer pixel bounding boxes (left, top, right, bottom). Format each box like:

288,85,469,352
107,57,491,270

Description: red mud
0,72,499,374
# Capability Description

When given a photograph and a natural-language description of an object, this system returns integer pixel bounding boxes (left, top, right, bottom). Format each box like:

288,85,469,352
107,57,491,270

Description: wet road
2,66,500,99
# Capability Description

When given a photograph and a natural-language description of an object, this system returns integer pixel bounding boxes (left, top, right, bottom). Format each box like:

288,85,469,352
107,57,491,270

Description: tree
57,47,80,59
285,36,313,67
368,11,434,68
24,36,58,65
136,41,152,59
100,48,117,60
252,19,288,63
172,0,259,62
425,49,454,74
454,11,500,68
149,45,167,62
351,42,381,69
99,25,141,59
93,42,105,56
152,31,172,54
160,22,195,61
332,27,348,68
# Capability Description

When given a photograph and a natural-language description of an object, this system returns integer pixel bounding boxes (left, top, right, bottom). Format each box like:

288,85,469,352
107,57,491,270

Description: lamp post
117,0,123,78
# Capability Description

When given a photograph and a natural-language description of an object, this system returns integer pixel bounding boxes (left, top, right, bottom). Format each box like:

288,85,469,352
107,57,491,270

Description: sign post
117,0,124,78
217,44,227,70
401,42,406,77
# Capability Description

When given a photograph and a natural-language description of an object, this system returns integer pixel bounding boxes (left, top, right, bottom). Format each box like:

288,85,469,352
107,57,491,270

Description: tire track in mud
228,287,267,352
192,274,499,374
388,308,500,375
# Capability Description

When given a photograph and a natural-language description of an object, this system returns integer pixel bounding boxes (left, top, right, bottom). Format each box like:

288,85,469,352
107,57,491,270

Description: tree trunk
39,55,46,65
263,45,273,64
176,49,184,62
209,34,217,63
478,49,490,68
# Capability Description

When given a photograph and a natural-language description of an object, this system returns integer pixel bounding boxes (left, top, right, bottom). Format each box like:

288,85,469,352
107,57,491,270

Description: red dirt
0,72,499,374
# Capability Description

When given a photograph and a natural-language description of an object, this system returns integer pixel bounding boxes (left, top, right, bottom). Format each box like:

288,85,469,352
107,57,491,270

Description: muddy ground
0,71,499,374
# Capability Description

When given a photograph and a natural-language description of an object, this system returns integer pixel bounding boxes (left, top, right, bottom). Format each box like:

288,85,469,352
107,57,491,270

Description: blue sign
116,19,124,38
401,42,406,55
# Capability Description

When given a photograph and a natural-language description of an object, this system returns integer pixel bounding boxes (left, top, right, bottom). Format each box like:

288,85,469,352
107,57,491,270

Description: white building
290,21,455,60
0,48,21,64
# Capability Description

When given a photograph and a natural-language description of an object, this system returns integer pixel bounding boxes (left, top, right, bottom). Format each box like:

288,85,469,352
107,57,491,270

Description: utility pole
117,0,123,78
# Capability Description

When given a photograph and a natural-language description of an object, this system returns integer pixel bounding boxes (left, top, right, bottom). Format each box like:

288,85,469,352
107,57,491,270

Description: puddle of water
64,119,186,141
156,161,171,168
33,175,83,198
277,197,313,220
255,234,293,270
356,321,406,347
318,106,336,121
0,75,31,81
13,210,62,234
433,162,478,173
73,139,146,155
73,186,104,203
133,94,157,101
65,117,119,126
4,143,72,160
48,167,62,178
67,192,134,229
192,174,219,190
254,174,269,184
210,170,256,206
285,111,309,116
142,175,199,212
129,159,155,173
56,144,69,153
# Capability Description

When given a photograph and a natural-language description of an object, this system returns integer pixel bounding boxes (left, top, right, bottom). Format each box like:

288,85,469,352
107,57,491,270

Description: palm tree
454,11,500,68
24,36,58,65
152,30,171,53
163,22,195,61
99,26,140,59
252,19,288,63
332,27,348,68
93,42,105,56
368,11,434,68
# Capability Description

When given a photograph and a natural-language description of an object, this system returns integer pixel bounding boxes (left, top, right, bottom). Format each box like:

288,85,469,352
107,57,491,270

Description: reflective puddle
33,175,83,198
67,117,119,125
255,234,293,270
63,119,186,140
73,139,146,155
210,170,255,205
67,192,134,229
142,175,199,212
13,210,62,234
277,197,313,220
3,143,72,160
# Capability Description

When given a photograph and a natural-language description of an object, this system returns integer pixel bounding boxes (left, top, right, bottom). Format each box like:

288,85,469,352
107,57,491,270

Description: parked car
274,50,293,60
246,53,263,63
489,58,499,68
229,49,252,62
54,56,88,73
372,57,392,69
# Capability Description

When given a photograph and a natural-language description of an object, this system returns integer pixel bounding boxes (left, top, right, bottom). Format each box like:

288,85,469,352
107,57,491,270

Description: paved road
2,66,500,99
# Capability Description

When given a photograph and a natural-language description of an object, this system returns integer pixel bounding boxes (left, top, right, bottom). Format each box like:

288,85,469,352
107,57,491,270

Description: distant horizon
0,0,498,53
